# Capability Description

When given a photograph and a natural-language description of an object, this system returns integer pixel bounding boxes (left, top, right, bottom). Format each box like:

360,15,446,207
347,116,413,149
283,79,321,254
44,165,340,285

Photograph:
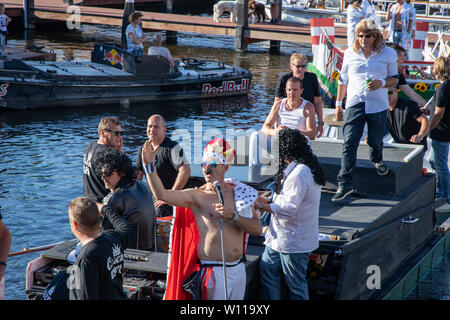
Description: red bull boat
0,43,252,110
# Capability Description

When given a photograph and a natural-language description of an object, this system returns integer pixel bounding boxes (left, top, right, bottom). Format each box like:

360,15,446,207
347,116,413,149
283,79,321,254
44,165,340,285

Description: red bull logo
202,79,250,97
103,49,124,67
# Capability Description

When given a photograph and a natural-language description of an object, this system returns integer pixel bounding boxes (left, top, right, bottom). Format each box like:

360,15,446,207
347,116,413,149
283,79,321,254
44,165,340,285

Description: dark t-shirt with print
83,142,112,202
430,79,450,142
275,71,321,104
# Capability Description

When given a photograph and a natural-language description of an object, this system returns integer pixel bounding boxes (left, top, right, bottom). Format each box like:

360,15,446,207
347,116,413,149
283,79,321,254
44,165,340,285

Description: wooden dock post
269,1,282,54
165,0,177,45
122,0,135,49
234,0,249,52
23,0,35,29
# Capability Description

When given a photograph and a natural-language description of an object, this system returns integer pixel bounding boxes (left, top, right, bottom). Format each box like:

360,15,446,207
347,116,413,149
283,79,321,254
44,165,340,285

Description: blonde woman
429,56,450,211
333,19,398,202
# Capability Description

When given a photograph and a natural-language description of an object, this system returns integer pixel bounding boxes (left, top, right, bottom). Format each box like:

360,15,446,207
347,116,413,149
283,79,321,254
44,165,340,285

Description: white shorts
200,259,246,300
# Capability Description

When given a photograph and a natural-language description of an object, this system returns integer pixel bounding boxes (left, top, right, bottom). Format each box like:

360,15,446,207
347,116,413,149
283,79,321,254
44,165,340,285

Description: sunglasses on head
201,161,218,169
104,128,123,136
358,34,374,39
291,63,307,69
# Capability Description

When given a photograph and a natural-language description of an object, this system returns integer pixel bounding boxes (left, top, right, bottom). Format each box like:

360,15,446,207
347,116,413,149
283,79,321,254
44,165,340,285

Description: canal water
1,5,449,300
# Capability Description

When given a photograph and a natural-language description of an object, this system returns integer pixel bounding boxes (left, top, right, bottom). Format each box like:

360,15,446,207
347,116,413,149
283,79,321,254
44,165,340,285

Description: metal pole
219,218,228,300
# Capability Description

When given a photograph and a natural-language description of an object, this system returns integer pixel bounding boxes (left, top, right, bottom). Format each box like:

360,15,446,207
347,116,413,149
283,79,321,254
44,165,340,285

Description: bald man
136,114,191,217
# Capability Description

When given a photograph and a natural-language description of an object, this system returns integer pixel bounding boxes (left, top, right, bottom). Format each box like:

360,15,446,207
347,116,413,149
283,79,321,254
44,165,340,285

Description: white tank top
278,98,308,132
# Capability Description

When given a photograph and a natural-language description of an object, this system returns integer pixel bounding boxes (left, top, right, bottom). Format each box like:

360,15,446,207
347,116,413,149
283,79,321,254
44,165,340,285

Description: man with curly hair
255,128,325,300
94,148,156,251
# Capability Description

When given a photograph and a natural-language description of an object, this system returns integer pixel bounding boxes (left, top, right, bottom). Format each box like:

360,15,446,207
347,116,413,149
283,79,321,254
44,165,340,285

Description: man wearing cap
142,138,262,300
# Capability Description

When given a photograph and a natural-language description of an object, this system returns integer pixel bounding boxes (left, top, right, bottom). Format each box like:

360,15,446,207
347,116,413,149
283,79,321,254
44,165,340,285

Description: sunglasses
104,128,124,136
292,64,307,69
358,34,374,39
101,169,117,179
201,161,218,169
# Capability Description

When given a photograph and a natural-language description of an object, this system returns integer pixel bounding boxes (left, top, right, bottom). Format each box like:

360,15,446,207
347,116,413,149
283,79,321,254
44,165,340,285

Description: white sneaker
435,203,450,213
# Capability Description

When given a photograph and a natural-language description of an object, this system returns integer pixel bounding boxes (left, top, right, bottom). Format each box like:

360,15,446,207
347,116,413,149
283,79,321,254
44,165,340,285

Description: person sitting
147,33,177,70
386,43,428,150
126,11,147,56
67,197,134,300
274,53,324,138
249,77,316,169
94,148,156,251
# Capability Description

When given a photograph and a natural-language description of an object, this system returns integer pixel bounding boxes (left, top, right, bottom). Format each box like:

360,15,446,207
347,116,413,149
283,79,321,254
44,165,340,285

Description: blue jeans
337,102,387,188
392,30,403,44
429,139,450,203
259,246,310,300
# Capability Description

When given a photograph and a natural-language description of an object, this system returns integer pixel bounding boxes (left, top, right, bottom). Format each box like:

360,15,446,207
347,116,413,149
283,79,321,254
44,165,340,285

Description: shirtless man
142,138,262,300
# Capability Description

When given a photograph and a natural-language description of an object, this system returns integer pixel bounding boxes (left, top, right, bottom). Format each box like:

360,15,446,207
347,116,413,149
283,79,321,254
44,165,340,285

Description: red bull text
202,79,249,97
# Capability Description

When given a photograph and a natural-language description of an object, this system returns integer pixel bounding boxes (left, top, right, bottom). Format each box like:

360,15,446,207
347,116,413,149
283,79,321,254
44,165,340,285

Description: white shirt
147,46,173,62
339,45,398,114
278,98,308,132
265,161,321,253
126,24,144,52
362,0,380,26
0,15,7,32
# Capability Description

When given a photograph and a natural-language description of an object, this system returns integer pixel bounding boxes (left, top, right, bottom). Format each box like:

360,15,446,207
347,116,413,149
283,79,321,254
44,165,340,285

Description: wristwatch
317,121,325,126
232,210,239,224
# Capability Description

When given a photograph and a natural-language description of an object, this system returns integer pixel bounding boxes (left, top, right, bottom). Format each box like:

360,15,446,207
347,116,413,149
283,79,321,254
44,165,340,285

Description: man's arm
213,203,262,236
261,100,282,136
313,96,324,138
428,106,445,132
0,219,11,282
171,164,191,190
99,204,135,250
400,84,427,108
335,83,347,121
142,141,197,208
410,114,429,143
301,102,317,140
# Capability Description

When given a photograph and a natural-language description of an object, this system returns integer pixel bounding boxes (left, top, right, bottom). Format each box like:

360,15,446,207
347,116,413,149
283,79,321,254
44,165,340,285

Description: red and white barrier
408,21,429,61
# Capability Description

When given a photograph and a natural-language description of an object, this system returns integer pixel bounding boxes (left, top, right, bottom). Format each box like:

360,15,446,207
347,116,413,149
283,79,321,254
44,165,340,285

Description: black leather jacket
102,180,156,251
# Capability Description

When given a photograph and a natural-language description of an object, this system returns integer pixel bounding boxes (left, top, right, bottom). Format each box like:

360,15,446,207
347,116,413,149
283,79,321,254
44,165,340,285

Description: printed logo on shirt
107,243,124,280
83,151,93,175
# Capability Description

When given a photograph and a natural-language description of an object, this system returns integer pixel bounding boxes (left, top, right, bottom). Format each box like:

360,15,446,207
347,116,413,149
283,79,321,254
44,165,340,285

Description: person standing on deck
126,11,147,56
386,0,413,49
267,0,281,24
136,114,190,217
255,128,324,300
83,117,123,202
333,19,398,202
429,56,450,213
67,197,134,300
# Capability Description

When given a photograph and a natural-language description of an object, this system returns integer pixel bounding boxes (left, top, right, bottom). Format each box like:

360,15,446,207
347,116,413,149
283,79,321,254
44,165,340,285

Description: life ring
414,82,428,93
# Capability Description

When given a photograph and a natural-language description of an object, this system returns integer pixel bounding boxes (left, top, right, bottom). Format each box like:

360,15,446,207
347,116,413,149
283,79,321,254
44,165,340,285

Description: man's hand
154,200,168,208
317,124,324,138
142,140,159,164
367,79,383,91
410,134,423,144
212,203,234,221
335,106,344,121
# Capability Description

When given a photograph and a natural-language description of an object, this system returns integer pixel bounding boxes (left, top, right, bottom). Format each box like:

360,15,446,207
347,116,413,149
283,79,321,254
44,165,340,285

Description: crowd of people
0,7,449,302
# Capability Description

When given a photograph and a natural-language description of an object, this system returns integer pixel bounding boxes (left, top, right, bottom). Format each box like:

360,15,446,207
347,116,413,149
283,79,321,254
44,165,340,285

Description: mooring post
122,0,135,49
234,0,249,52
23,0,35,30
269,1,282,54
165,0,177,45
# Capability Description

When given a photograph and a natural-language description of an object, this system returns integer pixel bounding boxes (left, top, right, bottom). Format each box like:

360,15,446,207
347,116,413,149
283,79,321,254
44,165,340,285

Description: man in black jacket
67,197,134,300
95,148,156,251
